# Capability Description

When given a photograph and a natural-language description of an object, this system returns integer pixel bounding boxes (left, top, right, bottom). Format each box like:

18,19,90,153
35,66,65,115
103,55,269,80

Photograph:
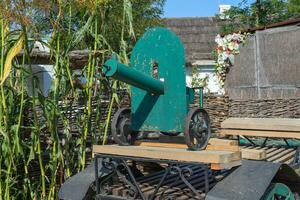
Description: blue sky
164,0,254,17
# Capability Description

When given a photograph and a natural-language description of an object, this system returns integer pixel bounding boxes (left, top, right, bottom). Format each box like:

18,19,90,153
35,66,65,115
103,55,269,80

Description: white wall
27,65,54,97
186,65,223,94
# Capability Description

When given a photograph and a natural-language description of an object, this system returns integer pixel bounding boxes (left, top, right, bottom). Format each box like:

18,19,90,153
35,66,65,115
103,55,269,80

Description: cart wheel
111,108,137,146
263,183,295,200
184,108,211,151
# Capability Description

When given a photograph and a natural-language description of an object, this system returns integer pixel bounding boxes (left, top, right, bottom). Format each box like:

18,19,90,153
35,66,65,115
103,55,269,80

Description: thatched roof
17,49,101,69
165,17,221,64
19,17,221,68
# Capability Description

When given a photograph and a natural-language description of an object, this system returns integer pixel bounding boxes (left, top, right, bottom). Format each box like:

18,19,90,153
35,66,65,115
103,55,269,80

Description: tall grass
0,0,142,199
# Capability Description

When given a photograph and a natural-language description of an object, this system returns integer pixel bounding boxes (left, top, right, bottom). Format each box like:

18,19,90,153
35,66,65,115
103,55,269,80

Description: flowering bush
215,32,248,86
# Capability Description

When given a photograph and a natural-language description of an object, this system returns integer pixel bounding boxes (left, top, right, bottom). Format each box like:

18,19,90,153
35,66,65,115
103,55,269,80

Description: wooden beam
274,150,296,163
93,145,241,164
206,144,240,152
208,138,238,146
267,149,295,162
220,129,300,139
211,160,242,170
241,148,266,160
221,118,300,132
136,142,187,149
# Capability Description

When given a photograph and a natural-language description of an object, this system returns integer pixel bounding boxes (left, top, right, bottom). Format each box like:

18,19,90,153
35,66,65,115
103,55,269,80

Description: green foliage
289,0,300,13
0,0,165,199
219,0,300,35
31,0,165,51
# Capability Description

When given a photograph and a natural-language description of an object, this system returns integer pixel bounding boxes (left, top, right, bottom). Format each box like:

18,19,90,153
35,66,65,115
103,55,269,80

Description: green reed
0,0,163,198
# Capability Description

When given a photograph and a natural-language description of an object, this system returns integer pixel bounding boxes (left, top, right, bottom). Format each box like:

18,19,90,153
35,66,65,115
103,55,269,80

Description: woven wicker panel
229,99,300,118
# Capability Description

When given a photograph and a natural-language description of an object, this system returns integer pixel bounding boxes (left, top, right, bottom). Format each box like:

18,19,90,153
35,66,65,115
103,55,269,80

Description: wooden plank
241,148,266,160
273,150,296,163
266,147,278,153
211,160,242,170
266,148,286,159
208,138,238,146
206,144,240,152
267,149,295,162
220,129,300,139
285,157,295,165
136,142,187,149
221,118,300,132
93,145,241,164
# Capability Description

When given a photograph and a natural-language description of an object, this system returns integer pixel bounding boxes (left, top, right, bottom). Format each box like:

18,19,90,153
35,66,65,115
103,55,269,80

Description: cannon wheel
263,183,295,200
184,108,211,151
111,108,137,146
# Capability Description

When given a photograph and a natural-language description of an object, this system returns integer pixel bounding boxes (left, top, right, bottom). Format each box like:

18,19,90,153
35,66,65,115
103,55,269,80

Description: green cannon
102,27,211,150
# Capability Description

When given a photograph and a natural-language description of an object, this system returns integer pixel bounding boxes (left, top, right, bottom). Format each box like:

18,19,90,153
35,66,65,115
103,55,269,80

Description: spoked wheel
263,183,295,200
111,108,137,146
184,108,211,151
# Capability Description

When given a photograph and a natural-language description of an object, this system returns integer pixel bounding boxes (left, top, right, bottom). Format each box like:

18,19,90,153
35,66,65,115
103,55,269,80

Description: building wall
27,65,54,97
186,65,223,94
225,25,300,100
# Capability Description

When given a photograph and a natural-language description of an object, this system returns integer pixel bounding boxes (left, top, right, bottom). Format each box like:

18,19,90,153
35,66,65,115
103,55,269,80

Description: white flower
215,34,224,46
214,32,248,87
228,54,235,64
225,34,233,42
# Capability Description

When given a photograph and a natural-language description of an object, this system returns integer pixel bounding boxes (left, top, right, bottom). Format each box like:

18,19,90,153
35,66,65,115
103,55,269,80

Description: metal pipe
102,56,164,95
199,87,204,108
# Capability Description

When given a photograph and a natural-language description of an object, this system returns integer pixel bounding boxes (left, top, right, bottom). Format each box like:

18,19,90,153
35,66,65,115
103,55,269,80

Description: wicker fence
229,98,300,118
202,94,229,135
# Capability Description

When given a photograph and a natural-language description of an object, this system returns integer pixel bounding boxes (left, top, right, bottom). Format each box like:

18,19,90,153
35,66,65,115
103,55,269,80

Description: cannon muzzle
102,56,164,95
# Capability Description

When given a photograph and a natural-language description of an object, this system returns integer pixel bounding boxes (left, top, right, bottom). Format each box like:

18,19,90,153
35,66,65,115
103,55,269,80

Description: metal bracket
94,154,211,200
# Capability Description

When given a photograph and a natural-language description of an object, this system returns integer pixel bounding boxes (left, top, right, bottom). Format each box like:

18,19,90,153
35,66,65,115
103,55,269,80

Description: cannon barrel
102,56,164,95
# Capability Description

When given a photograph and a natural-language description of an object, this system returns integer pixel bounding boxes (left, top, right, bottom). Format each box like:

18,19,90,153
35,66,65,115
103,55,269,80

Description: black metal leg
121,160,146,200
204,165,209,194
283,138,290,147
244,136,256,146
148,166,171,200
169,165,203,197
262,137,268,146
95,157,100,194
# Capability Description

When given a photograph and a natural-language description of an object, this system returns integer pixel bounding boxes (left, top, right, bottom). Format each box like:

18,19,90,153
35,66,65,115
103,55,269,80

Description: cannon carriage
102,27,211,150
59,27,300,200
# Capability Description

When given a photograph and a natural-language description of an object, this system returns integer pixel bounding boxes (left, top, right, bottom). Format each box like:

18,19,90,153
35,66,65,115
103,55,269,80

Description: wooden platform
135,138,297,163
221,118,300,131
93,145,241,164
221,118,300,139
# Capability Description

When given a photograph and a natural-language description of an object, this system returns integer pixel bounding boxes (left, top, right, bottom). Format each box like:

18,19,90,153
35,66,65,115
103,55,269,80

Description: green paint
131,27,187,132
103,55,164,95
239,138,300,147
103,27,189,133
199,87,204,108
263,183,295,200
186,87,195,105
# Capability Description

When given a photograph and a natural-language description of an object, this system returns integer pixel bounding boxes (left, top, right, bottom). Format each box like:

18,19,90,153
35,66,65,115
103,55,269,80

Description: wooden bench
220,118,300,139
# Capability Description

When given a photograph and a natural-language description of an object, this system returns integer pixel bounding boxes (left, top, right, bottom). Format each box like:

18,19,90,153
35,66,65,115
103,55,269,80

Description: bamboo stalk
0,0,142,198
